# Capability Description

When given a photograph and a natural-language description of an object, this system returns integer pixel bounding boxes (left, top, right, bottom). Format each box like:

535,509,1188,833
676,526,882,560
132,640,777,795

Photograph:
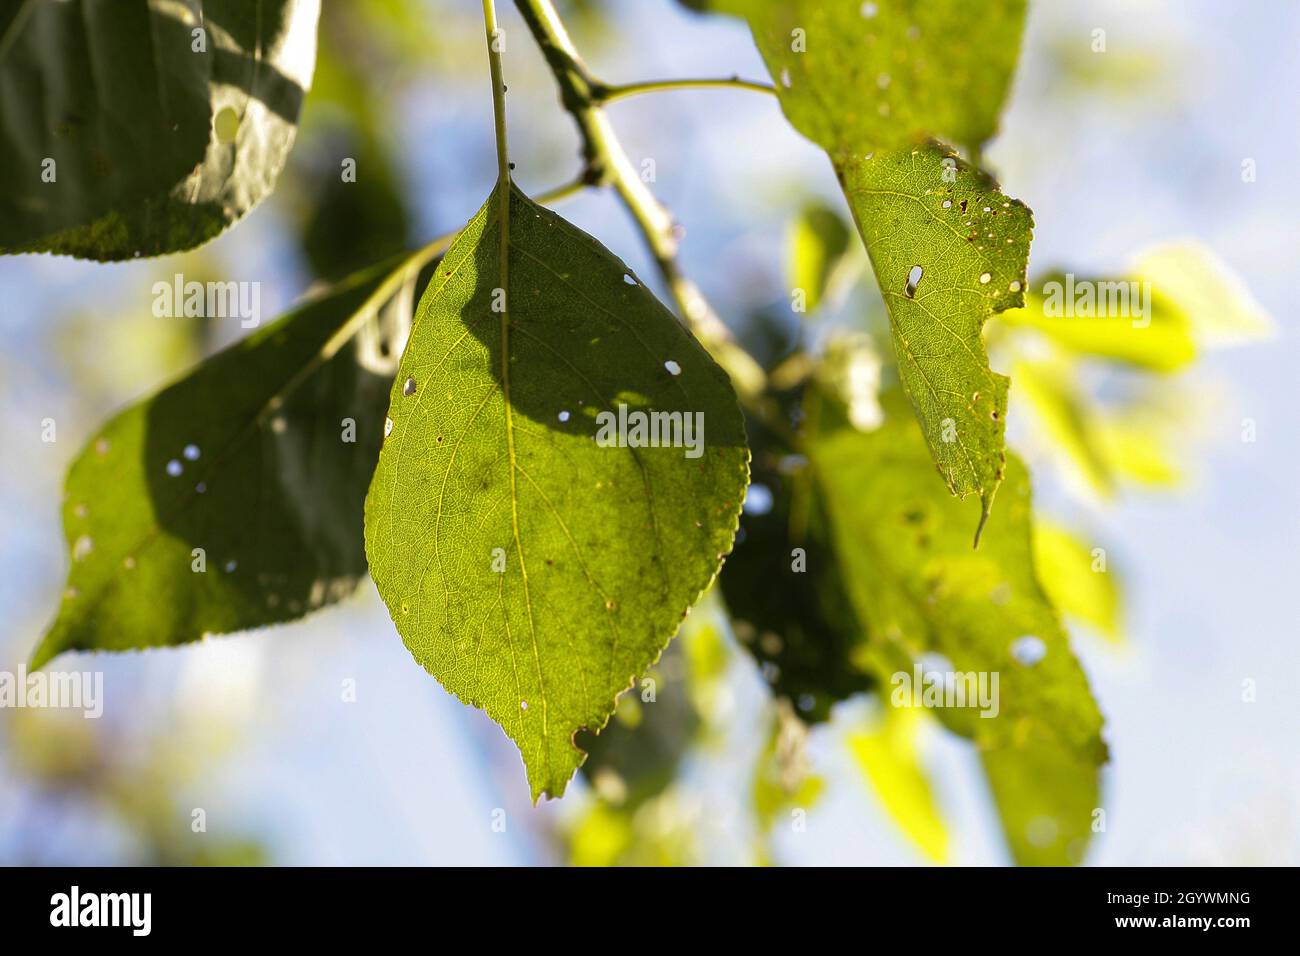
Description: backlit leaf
996,242,1274,372
1012,356,1113,497
840,144,1033,534
696,0,1027,159
1032,519,1122,642
809,389,1106,865
363,182,749,801
999,274,1196,373
787,202,852,314
31,257,413,669
849,704,949,864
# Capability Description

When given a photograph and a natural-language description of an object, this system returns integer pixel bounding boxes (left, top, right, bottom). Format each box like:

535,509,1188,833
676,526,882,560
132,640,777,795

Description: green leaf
998,275,1196,373
808,390,1107,865
696,0,1027,158
1133,241,1274,347
687,0,1032,525
31,257,415,670
980,737,1102,866
363,182,749,801
840,143,1033,534
1032,520,1122,643
787,202,852,314
577,638,700,809
0,0,318,259
997,243,1275,372
849,705,949,864
720,406,874,723
1012,355,1114,496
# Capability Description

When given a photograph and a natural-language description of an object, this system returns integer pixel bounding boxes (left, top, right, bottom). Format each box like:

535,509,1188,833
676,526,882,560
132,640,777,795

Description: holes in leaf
1011,635,1047,665
905,265,924,298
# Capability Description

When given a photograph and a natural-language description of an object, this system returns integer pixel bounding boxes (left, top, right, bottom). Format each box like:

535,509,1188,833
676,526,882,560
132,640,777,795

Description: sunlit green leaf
809,389,1106,865
840,144,1033,534
32,257,415,669
364,182,749,801
998,276,1196,373
787,203,852,314
849,704,949,864
1012,356,1114,496
997,242,1273,372
695,0,1027,159
981,736,1102,866
1133,241,1274,347
1032,519,1122,642
0,0,318,259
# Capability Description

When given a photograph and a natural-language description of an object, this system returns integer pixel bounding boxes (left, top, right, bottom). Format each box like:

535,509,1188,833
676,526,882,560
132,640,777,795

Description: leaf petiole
592,76,777,103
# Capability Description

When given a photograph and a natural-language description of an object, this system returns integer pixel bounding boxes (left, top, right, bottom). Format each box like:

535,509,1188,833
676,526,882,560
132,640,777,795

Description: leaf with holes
0,0,318,260
363,182,748,801
30,257,415,669
840,144,1033,535
808,388,1106,865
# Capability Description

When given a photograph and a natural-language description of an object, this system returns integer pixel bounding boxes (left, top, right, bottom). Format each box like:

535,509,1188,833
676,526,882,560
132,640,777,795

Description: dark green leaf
31,257,414,669
0,0,318,259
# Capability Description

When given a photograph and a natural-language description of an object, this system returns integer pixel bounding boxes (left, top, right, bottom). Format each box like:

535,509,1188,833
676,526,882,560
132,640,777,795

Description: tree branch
511,0,767,403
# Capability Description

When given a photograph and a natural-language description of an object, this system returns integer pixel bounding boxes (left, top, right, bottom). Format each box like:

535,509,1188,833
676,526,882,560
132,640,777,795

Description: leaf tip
973,495,993,549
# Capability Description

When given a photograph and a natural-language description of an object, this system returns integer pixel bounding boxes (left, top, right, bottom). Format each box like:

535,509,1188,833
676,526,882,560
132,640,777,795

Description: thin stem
512,0,768,405
482,0,514,345
594,76,776,103
482,0,512,190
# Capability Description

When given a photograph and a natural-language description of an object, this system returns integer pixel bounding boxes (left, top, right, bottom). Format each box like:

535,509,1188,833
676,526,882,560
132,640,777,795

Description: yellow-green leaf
31,257,413,669
1032,519,1122,642
700,0,1028,159
809,389,1107,865
840,144,1033,534
787,202,852,314
849,705,949,864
